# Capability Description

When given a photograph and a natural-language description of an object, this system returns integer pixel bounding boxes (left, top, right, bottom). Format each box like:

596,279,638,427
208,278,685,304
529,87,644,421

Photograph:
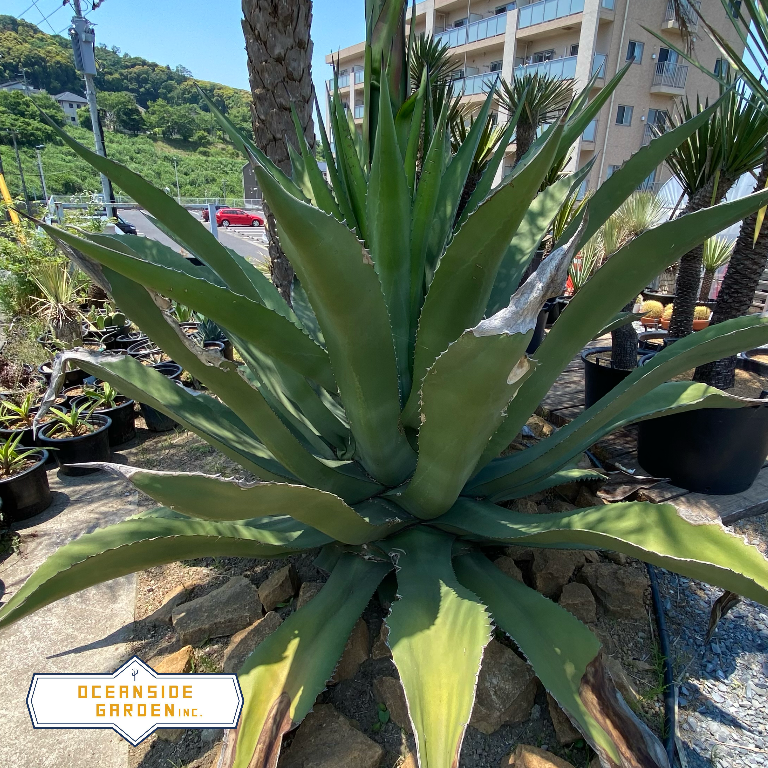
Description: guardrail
435,12,506,48
653,62,688,89
515,54,577,80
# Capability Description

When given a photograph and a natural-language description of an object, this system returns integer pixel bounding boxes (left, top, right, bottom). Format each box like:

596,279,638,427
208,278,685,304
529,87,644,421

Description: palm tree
241,0,316,305
666,89,768,339
699,236,734,301
498,71,572,167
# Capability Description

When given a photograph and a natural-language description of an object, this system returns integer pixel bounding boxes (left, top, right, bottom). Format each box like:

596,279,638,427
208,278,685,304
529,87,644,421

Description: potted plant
196,317,234,361
74,382,136,446
0,433,51,522
30,261,88,347
699,236,733,303
639,299,664,328
0,394,58,448
37,404,111,476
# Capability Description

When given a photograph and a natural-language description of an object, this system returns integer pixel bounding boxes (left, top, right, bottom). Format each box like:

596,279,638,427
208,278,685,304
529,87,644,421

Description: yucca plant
30,261,87,345
0,432,43,478
700,235,734,301
7,4,768,768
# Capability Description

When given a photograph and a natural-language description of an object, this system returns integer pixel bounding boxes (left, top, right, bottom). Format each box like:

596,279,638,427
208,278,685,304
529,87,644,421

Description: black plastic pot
739,348,768,377
37,414,112,476
36,332,56,352
638,405,768,494
153,362,183,380
0,405,66,448
582,347,654,409
642,291,675,306
638,331,667,354
203,340,226,355
527,302,553,355
72,396,136,446
546,296,570,327
179,322,200,337
139,403,178,432
38,362,87,387
0,450,51,522
115,332,147,350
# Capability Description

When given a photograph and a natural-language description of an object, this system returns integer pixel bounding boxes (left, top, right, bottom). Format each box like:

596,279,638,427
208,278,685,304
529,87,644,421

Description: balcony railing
664,0,700,27
450,71,498,96
435,12,506,48
592,53,607,78
601,0,615,8
515,54,577,80
653,61,688,89
519,0,584,29
354,70,365,84
641,123,666,146
327,74,350,88
354,104,364,119
582,119,598,142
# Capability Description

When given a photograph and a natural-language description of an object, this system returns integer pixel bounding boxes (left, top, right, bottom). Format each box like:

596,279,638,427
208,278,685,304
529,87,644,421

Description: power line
29,0,59,34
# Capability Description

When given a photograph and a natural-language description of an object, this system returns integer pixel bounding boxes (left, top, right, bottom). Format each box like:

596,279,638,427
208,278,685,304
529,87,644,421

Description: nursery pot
638,331,667,353
0,406,66,448
152,362,183,380
637,404,768,495
0,449,51,522
115,332,147,351
738,349,768,377
72,396,136,446
139,403,178,432
642,291,675,306
37,414,112,476
38,362,87,387
203,340,226,356
582,347,653,409
527,301,553,355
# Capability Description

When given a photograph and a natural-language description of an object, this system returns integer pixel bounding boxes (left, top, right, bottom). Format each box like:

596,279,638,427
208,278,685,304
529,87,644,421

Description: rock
501,743,576,768
156,727,185,743
144,583,191,626
578,563,648,619
604,551,628,566
526,415,555,439
547,693,581,746
222,611,282,674
548,498,577,514
399,754,418,768
371,623,392,660
201,728,223,744
470,640,537,735
532,550,586,598
187,746,221,768
536,503,551,515
509,498,539,516
558,583,597,624
504,544,536,562
258,564,300,611
151,645,194,674
331,618,369,683
589,758,601,768
279,703,384,768
295,581,323,610
605,655,640,705
373,676,411,731
584,550,600,563
172,576,263,647
493,556,525,583
574,486,604,508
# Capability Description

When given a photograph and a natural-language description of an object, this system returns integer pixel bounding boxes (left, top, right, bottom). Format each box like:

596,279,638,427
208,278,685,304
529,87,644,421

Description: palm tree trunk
513,116,536,168
698,269,715,302
610,301,638,370
668,178,724,339
242,0,316,306
694,151,768,389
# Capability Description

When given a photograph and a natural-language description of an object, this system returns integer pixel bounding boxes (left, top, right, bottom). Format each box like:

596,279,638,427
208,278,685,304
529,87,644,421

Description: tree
0,91,65,145
241,0,316,304
98,91,145,134
498,71,572,167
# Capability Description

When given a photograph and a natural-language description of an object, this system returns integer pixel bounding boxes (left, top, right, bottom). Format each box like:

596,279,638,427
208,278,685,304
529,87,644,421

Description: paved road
118,209,269,267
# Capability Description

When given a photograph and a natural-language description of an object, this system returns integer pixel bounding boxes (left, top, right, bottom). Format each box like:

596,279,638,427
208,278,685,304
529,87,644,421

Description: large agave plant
6,5,768,768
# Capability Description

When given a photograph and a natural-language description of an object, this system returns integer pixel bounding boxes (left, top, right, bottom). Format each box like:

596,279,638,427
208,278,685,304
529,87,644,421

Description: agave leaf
596,311,644,337
385,527,491,768
251,155,417,486
454,552,669,768
287,140,311,199
91,466,410,545
477,188,768,470
394,238,576,518
473,317,768,496
486,162,592,317
403,68,428,192
291,277,325,346
231,555,391,768
368,75,412,400
0,514,327,630
403,118,567,425
448,500,768,608
497,465,608,500
39,115,265,302
43,223,337,392
394,89,417,157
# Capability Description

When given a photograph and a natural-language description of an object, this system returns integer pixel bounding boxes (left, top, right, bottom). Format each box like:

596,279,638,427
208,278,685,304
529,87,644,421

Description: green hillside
0,14,254,199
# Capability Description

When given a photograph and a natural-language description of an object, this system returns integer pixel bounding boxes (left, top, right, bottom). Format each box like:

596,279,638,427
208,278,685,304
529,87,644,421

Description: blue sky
5,0,363,107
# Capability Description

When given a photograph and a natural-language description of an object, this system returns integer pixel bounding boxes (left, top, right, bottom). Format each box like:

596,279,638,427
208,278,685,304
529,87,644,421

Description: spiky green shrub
5,6,768,768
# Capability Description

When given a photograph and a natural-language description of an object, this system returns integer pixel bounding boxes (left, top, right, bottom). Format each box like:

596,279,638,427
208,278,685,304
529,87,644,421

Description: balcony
354,70,365,84
450,71,498,97
592,53,607,79
641,123,665,146
518,0,584,30
354,104,364,119
327,74,350,89
515,54,577,80
435,13,506,49
582,118,598,144
651,62,688,94
663,0,700,31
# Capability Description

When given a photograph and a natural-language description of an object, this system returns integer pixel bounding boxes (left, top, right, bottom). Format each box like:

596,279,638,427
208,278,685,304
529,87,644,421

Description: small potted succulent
692,305,712,331
639,299,664,328
0,394,58,448
196,317,233,361
0,433,51,522
73,382,136,446
37,404,111,476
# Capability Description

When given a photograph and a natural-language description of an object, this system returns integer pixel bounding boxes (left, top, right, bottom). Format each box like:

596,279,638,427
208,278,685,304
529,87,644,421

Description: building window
495,3,515,12
69,102,74,108
489,60,503,72
714,58,729,78
570,44,579,56
616,105,633,126
533,49,555,63
626,40,644,63
647,108,669,127
607,164,622,178
453,17,468,27
729,0,742,17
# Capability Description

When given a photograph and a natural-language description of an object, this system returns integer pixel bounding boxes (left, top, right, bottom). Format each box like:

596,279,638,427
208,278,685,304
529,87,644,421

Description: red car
214,208,264,227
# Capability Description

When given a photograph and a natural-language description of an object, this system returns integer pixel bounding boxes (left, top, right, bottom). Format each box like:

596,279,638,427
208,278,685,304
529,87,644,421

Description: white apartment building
326,0,746,194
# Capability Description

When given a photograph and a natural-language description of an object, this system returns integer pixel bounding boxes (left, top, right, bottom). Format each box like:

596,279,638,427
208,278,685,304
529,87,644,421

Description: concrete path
0,470,138,768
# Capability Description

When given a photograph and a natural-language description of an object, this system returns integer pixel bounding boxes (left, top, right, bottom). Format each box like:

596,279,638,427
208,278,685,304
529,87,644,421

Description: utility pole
69,0,114,218
34,145,48,203
173,156,181,203
7,130,30,213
